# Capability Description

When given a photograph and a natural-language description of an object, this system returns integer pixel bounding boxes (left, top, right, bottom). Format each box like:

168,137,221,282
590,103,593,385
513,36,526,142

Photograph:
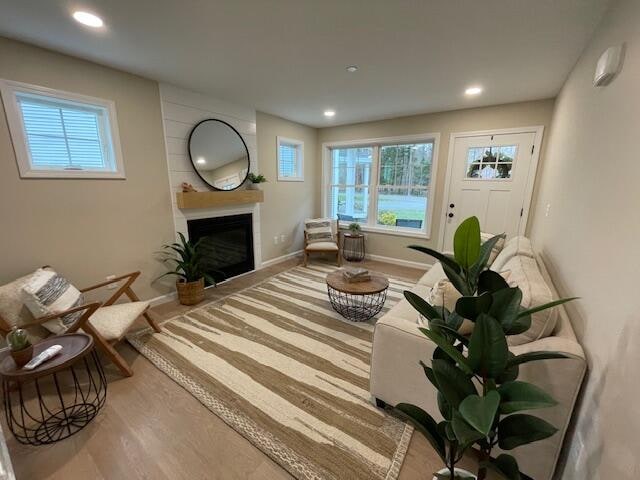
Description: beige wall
317,100,555,265
529,1,640,478
0,37,175,299
256,112,318,261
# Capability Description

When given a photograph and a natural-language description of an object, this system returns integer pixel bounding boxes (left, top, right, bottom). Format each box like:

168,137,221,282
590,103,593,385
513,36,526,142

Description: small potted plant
158,233,217,305
247,173,267,190
6,328,33,368
347,222,361,235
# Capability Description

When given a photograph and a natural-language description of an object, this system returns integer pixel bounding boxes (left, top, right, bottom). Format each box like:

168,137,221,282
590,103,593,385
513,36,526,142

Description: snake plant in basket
158,232,217,306
394,217,577,480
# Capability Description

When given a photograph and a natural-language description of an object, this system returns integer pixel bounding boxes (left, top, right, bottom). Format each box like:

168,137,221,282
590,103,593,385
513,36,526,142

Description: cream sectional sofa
370,237,586,480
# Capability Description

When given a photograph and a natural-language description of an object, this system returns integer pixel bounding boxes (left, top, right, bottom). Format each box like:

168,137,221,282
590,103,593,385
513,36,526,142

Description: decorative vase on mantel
247,182,261,190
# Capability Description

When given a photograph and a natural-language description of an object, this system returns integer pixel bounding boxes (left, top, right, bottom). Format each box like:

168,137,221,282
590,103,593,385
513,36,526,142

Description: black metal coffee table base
3,350,107,445
327,286,388,322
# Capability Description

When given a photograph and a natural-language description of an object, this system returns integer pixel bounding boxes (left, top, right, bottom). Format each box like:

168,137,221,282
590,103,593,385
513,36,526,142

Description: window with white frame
277,136,304,181
326,137,437,235
0,80,124,179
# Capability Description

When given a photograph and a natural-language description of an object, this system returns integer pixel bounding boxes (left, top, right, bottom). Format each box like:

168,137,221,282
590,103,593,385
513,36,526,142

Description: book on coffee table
342,267,371,283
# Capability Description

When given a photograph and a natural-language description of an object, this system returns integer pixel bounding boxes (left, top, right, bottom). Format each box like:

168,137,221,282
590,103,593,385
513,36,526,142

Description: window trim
321,133,440,239
0,79,125,179
276,136,304,182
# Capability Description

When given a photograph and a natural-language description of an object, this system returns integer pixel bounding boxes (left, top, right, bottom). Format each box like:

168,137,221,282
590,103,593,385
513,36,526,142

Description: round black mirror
188,119,250,191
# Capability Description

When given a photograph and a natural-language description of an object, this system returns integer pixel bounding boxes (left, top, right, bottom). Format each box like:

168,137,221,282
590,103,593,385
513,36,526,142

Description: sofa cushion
481,232,506,265
386,284,431,323
502,255,557,346
491,236,535,271
21,268,85,335
416,262,447,288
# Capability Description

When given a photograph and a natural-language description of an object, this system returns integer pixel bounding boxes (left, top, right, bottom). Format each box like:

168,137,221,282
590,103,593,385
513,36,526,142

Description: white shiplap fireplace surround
159,83,262,271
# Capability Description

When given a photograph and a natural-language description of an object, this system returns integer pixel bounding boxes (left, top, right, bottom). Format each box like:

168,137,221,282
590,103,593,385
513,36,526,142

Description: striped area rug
128,265,415,480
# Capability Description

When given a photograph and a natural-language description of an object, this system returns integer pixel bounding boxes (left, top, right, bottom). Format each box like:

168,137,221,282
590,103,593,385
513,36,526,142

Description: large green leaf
496,352,519,384
506,351,570,368
455,292,492,320
488,288,522,330
498,414,558,450
498,381,557,414
505,313,531,335
453,216,481,269
419,328,473,374
516,297,579,318
432,359,477,408
478,269,510,294
408,245,461,273
467,314,509,378
437,392,453,421
469,234,506,280
395,404,446,462
442,262,472,296
481,454,528,480
452,411,485,448
420,362,439,389
404,291,441,320
459,391,500,435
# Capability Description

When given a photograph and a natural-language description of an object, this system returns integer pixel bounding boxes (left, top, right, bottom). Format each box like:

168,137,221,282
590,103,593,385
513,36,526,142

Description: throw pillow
428,279,474,335
480,232,506,265
21,268,85,334
305,218,334,244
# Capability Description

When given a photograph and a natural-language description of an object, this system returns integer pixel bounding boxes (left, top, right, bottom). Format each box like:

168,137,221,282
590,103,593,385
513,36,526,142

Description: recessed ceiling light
72,11,104,28
346,65,358,73
324,110,336,117
196,158,206,164
465,86,483,96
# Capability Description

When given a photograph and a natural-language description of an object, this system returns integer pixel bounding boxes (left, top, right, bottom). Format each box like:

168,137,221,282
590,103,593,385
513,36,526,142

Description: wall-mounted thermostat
594,45,624,87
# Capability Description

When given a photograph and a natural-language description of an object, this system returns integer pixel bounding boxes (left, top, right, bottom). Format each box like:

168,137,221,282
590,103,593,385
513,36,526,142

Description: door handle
448,213,454,218
450,203,455,208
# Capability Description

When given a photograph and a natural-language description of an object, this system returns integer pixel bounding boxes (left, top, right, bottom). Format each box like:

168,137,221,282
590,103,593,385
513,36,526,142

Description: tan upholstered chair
0,268,161,377
303,218,341,266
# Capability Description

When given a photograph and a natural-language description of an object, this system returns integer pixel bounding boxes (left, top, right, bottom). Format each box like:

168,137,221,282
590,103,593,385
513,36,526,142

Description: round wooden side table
0,333,107,445
326,270,389,322
342,232,365,262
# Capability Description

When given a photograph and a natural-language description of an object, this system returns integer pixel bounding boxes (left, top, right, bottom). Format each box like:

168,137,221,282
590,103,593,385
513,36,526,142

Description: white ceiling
0,0,612,127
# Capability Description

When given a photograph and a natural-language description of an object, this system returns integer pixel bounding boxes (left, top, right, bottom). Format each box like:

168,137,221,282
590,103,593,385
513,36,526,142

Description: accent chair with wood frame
0,269,161,377
303,218,342,267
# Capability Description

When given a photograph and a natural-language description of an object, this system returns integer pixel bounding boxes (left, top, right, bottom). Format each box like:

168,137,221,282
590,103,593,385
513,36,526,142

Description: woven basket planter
176,278,205,306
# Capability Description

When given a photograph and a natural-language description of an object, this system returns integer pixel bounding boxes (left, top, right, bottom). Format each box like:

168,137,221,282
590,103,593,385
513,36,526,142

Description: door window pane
466,145,515,179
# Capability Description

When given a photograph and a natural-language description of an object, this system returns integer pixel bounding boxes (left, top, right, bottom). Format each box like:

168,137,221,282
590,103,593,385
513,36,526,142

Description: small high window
0,80,124,179
277,136,304,181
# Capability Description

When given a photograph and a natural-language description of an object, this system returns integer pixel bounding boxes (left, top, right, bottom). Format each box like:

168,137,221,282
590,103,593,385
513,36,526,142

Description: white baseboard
365,253,432,270
149,251,304,307
260,250,303,268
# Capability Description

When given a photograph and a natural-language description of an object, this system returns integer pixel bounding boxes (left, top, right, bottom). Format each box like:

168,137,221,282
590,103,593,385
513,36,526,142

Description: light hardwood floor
4,257,479,480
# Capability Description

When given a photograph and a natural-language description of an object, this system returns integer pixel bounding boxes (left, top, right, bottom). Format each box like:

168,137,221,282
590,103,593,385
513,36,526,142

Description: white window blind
277,137,304,181
278,144,297,177
17,93,111,171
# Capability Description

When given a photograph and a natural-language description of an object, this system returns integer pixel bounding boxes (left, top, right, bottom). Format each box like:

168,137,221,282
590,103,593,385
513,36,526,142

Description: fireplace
187,214,254,283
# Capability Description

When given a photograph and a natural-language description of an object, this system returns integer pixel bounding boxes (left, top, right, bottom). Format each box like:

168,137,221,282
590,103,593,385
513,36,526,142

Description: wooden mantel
176,189,264,209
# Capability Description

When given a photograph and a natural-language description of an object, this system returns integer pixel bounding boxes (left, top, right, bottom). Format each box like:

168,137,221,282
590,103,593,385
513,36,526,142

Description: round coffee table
0,333,107,445
326,270,389,322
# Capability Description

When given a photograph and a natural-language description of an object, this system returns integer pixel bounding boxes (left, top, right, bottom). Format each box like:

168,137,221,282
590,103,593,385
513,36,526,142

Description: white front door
441,131,538,250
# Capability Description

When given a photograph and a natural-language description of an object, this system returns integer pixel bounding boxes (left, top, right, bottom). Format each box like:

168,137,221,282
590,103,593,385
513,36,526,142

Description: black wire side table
326,270,389,322
342,233,366,262
0,333,107,445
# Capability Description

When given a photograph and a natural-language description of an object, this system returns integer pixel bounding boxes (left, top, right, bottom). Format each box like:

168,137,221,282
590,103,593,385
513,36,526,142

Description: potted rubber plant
6,327,33,368
396,216,577,480
158,233,217,305
246,173,267,190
